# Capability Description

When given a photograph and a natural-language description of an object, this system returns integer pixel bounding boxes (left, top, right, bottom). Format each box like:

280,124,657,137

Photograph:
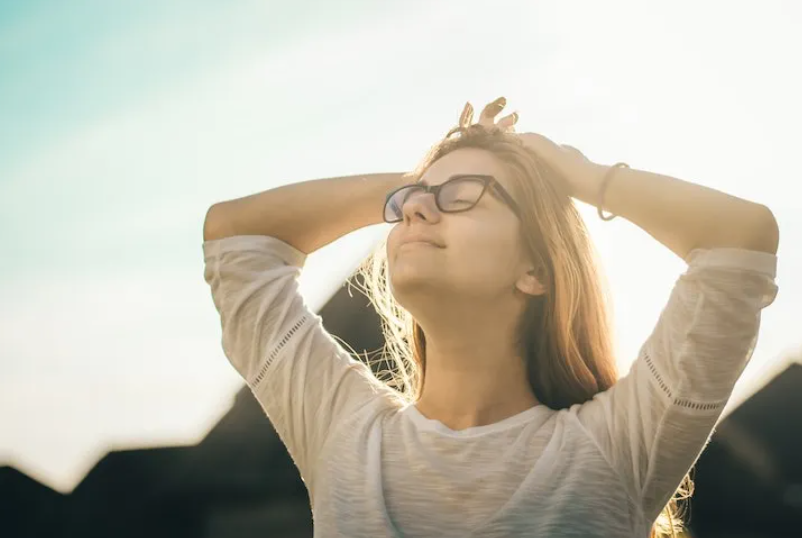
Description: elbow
747,204,780,255
691,204,779,257
203,203,233,242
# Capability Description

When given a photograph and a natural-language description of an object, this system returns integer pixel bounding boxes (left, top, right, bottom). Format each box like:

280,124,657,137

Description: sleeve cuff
202,235,308,267
684,247,777,278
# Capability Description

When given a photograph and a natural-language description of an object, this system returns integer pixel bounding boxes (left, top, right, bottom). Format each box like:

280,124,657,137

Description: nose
401,188,442,224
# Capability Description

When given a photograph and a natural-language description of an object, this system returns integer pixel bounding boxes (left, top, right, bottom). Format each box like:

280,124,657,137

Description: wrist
595,163,630,221
569,162,607,204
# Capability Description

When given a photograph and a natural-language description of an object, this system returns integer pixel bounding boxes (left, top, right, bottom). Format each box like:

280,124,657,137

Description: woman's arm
574,164,780,258
518,132,780,259
204,172,407,253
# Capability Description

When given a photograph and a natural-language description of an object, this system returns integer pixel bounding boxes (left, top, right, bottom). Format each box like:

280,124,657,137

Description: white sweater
203,234,777,538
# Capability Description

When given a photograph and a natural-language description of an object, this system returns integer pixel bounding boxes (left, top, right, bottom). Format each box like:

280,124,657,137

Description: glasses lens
384,185,420,222
383,178,487,223
439,178,485,211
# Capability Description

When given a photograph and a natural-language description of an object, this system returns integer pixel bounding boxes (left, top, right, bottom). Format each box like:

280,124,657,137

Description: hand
516,132,606,201
459,96,519,132
458,98,605,200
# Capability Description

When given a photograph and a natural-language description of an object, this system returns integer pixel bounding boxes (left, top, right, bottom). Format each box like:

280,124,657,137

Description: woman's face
387,147,538,307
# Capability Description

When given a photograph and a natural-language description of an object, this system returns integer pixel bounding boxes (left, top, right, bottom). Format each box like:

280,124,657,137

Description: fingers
496,112,518,132
478,96,506,127
460,97,517,132
459,102,474,128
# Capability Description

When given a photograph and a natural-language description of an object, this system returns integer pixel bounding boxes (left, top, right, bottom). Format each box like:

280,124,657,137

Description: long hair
354,125,693,537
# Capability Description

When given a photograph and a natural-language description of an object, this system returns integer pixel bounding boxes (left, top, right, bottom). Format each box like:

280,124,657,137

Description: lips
400,241,441,249
400,235,445,248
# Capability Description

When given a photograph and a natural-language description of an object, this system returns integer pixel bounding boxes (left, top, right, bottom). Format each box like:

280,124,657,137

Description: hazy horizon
1,0,800,493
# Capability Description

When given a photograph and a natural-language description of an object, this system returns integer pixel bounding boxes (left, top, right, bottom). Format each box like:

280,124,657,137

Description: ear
515,268,546,297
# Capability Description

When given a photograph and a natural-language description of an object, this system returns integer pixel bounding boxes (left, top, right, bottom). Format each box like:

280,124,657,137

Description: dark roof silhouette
2,272,800,537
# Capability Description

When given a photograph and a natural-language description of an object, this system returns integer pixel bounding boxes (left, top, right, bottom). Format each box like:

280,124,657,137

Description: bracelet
597,162,629,221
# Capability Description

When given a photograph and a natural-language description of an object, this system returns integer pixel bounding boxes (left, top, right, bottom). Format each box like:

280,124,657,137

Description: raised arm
517,132,779,258
204,172,407,252
202,171,407,489
511,128,780,524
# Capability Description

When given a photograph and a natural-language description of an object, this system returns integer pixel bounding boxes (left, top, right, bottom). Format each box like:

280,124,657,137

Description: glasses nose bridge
403,183,441,220
417,183,440,198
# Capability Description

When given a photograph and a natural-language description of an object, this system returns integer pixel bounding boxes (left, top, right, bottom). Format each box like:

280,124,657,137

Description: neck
412,308,540,431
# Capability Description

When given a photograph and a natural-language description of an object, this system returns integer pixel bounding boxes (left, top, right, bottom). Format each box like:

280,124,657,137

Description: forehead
421,148,512,190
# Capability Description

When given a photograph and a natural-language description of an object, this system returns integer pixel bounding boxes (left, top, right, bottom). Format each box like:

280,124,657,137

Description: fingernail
496,96,507,107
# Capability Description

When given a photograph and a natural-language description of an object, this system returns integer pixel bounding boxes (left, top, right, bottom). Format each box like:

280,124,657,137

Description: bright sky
1,0,800,494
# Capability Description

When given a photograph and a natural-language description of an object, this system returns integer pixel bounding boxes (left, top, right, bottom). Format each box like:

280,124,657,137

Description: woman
203,97,779,537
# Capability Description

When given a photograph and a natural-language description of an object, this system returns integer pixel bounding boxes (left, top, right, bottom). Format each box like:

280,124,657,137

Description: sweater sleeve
203,235,392,489
574,247,778,524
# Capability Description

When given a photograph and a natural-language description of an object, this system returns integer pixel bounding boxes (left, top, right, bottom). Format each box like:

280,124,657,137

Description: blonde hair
354,125,693,537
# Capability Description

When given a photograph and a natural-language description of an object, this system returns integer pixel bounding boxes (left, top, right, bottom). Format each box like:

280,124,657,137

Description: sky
1,0,800,493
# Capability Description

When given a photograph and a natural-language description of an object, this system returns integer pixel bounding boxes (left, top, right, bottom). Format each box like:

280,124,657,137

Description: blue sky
1,0,800,492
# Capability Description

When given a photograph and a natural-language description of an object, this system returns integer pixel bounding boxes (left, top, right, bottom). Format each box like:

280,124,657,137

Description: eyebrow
417,174,487,186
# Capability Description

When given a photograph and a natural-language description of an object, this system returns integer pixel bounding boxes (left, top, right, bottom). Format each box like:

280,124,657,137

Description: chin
390,269,448,302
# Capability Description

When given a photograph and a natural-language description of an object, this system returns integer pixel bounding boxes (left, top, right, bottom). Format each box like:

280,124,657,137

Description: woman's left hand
516,132,606,202
460,98,607,202
460,97,519,132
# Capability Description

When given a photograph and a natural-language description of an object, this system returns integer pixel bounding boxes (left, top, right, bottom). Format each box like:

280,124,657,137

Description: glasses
383,174,521,224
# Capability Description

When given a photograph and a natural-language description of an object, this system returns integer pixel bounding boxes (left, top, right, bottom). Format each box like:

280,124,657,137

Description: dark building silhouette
2,273,800,537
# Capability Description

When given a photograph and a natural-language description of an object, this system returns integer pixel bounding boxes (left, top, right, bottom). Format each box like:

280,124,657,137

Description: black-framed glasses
383,174,521,224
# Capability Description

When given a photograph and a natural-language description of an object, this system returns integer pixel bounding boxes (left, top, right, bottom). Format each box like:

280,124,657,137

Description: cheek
386,225,401,255
454,229,521,281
